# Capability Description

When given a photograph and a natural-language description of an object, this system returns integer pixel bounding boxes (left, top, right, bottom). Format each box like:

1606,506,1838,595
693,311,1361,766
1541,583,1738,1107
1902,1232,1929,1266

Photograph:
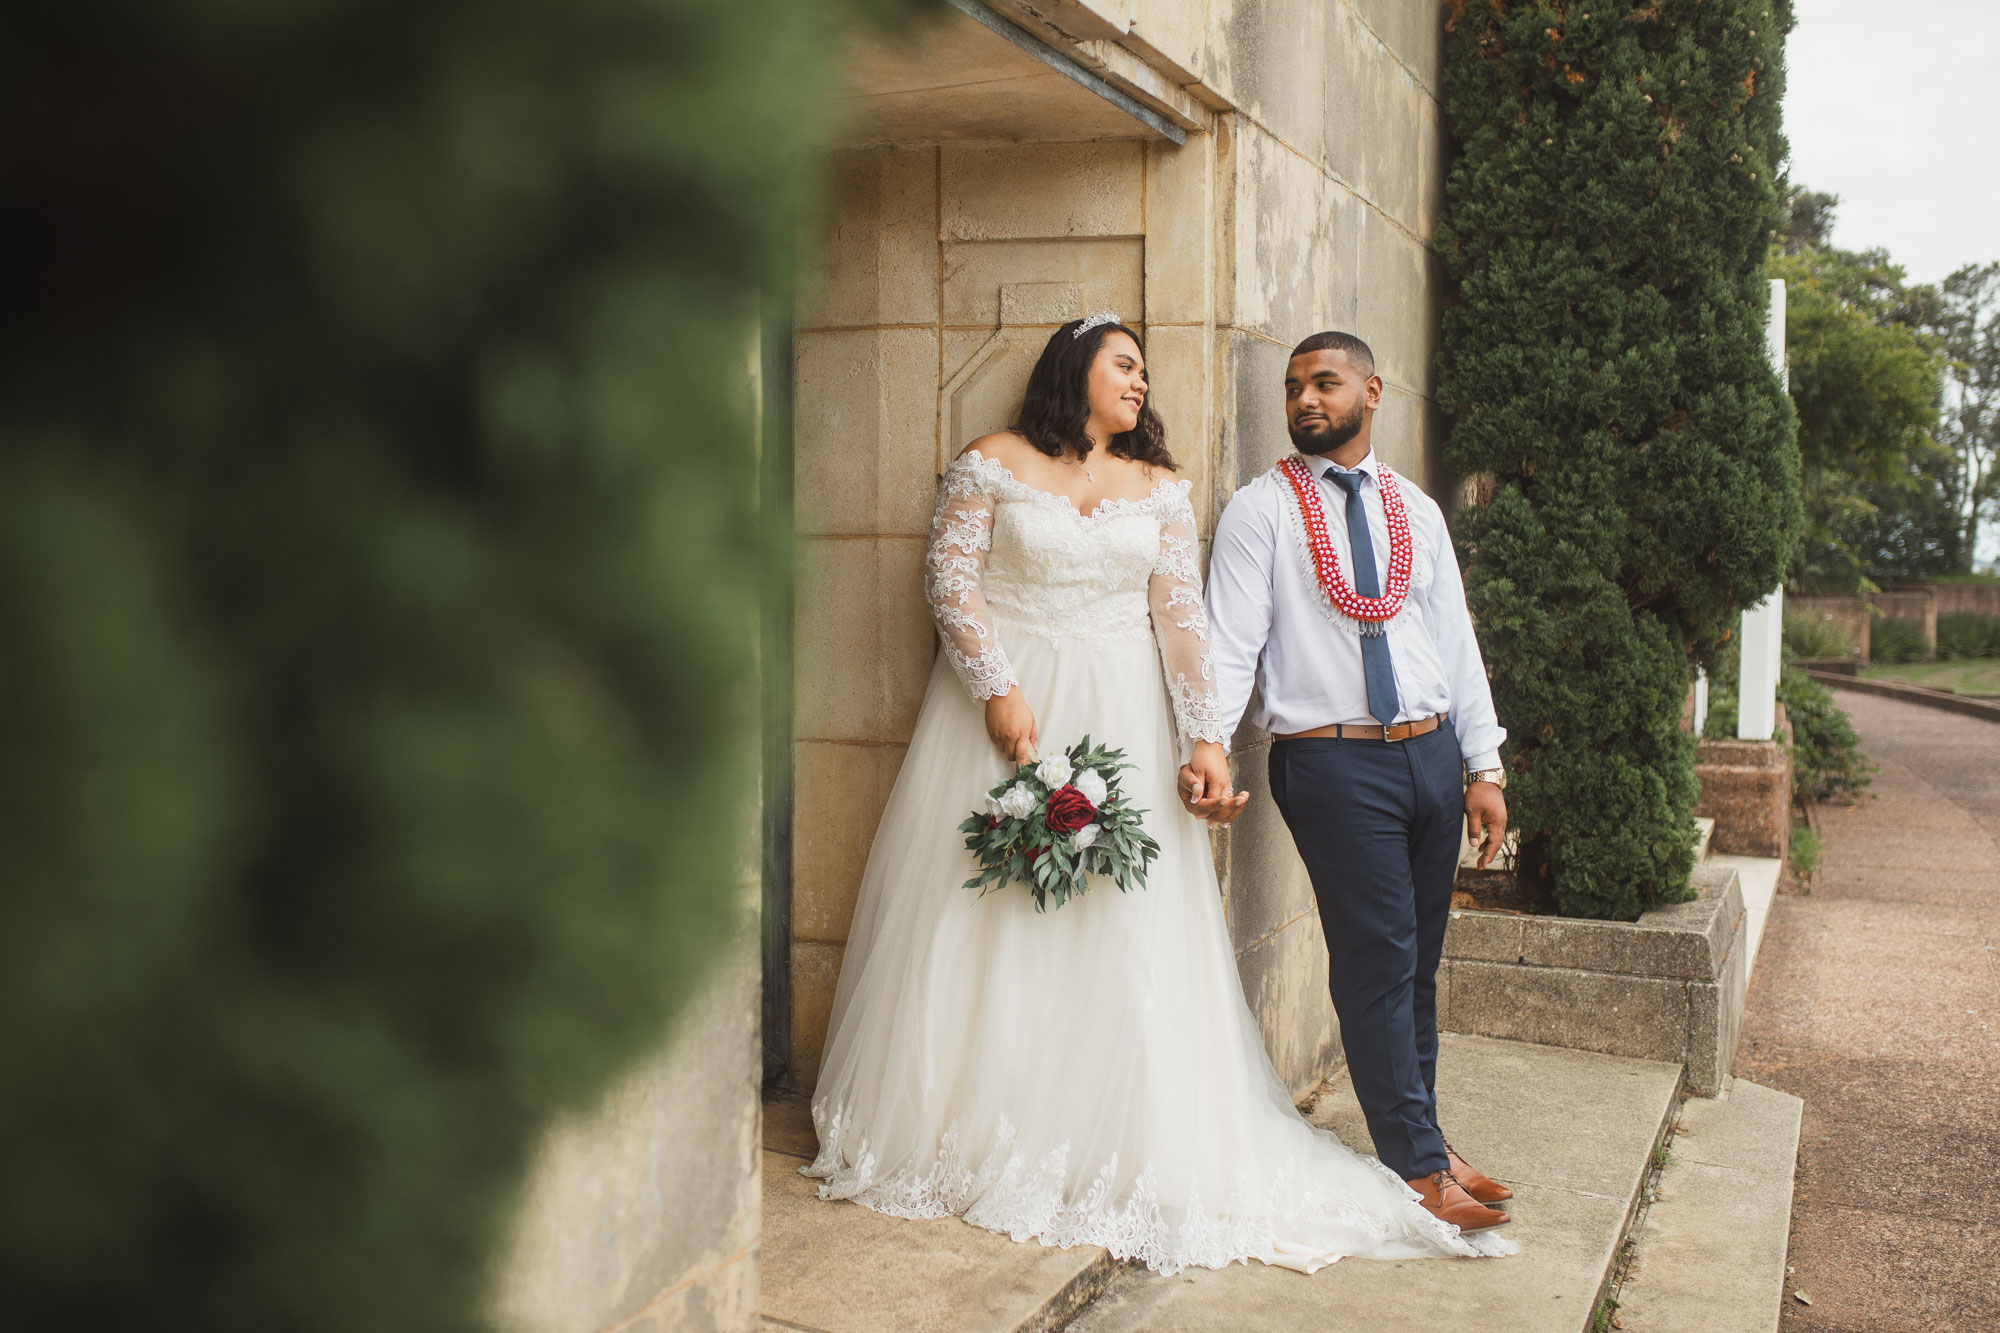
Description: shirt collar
1294,449,1378,484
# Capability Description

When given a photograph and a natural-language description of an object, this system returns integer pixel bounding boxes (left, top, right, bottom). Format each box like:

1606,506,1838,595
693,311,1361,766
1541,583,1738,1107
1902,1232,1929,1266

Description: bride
803,314,1514,1273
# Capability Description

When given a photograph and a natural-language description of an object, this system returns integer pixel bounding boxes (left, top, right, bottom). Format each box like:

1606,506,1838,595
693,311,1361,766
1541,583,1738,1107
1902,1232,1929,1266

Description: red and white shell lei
1277,456,1412,637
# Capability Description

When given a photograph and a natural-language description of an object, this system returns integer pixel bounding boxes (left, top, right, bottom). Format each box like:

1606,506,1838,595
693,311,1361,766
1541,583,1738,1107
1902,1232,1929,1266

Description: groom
1179,331,1512,1232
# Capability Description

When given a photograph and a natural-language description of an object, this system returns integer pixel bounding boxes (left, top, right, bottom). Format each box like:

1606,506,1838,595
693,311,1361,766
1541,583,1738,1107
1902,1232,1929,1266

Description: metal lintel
940,0,1189,146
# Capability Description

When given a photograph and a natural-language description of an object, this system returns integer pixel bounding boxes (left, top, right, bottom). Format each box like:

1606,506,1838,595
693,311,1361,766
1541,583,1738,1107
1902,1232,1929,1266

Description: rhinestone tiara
1071,310,1121,339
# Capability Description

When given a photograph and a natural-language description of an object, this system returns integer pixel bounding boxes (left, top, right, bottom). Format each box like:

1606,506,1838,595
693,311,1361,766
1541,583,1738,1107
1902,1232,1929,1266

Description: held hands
1178,741,1250,827
1465,781,1508,869
984,688,1039,765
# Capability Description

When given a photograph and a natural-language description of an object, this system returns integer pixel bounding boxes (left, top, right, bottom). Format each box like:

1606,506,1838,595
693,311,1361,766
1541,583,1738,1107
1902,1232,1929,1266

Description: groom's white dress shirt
1204,450,1506,771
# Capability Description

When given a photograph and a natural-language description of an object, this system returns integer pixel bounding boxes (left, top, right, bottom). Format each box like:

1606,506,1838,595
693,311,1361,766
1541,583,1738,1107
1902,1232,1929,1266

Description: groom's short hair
1290,331,1376,379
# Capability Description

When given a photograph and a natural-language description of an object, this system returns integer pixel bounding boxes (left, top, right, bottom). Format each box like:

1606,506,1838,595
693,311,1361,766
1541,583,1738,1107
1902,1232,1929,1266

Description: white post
1692,668,1709,737
1737,277,1788,741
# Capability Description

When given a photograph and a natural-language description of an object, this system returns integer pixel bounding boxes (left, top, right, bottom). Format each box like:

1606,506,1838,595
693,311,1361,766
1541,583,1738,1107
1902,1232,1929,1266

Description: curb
1805,669,2000,723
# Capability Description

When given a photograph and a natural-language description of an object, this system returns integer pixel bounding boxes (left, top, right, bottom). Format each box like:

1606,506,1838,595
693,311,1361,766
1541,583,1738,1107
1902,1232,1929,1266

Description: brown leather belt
1276,712,1448,743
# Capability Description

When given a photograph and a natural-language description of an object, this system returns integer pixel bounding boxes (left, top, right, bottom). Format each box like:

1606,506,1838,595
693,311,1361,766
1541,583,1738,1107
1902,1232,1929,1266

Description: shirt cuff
1463,749,1502,773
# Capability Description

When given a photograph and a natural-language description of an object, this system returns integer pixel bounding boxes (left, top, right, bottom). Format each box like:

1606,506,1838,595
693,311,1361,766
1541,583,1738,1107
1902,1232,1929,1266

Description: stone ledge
1809,669,2000,722
1441,866,1748,1096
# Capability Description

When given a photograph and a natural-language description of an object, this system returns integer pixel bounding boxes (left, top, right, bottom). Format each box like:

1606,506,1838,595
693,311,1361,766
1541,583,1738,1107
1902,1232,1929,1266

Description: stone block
1441,909,1524,964
491,940,760,1333
1121,0,1210,86
939,329,1039,466
1325,5,1431,236
1694,737,1792,858
794,537,935,743
1344,0,1448,95
1685,929,1748,1097
794,327,940,538
939,237,1144,329
1233,914,1342,1100
1218,751,1317,955
792,741,908,944
1223,124,1352,341
789,939,846,1087
940,142,1146,242
1136,323,1214,525
1514,897,1731,981
1208,0,1329,165
1222,329,1295,489
1442,958,1692,1065
1354,204,1437,394
1367,380,1431,484
1143,134,1216,327
797,146,937,331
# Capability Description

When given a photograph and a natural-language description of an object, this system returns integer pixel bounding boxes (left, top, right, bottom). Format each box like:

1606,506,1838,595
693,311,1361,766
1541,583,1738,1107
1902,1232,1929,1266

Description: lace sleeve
1149,483,1227,747
925,454,1019,702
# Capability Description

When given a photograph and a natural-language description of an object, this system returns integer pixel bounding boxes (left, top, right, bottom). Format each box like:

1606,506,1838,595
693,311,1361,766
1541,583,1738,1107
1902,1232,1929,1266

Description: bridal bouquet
959,736,1161,912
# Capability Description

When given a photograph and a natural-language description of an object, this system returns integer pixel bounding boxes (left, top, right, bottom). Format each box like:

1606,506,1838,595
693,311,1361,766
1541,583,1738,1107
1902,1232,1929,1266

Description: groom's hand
1465,782,1508,868
1179,741,1250,826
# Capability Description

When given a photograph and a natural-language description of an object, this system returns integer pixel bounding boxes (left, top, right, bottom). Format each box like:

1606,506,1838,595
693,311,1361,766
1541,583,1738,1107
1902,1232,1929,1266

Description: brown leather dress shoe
1406,1169,1512,1232
1444,1139,1513,1204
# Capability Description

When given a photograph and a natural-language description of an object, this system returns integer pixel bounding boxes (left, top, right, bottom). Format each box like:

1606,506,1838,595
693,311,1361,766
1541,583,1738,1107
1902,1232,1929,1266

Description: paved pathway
1735,689,2000,1331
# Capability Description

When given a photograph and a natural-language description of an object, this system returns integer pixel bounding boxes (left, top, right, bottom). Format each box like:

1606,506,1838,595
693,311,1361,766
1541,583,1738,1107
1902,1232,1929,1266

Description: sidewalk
1734,688,2000,1330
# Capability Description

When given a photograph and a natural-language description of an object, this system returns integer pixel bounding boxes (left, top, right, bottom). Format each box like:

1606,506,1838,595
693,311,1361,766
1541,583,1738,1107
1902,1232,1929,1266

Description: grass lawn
1863,659,2000,697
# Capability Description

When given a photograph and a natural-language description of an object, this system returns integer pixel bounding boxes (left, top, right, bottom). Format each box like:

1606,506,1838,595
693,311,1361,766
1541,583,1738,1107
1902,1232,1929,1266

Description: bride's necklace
1277,456,1413,634
1070,446,1102,483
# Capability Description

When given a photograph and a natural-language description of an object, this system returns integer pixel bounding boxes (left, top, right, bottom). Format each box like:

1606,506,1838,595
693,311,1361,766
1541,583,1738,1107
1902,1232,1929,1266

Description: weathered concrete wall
492,915,762,1333
788,1,1455,1102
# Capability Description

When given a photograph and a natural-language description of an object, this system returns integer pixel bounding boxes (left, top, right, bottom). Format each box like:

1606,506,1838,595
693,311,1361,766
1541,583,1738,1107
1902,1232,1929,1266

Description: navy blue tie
1325,469,1401,727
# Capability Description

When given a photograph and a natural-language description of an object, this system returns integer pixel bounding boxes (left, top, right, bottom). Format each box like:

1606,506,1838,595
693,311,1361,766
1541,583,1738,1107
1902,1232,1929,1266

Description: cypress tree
1438,1,1801,920
0,1,921,1328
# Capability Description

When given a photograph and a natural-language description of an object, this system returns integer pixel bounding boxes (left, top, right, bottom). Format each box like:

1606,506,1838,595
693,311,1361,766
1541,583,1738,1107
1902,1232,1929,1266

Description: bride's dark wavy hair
1011,319,1176,470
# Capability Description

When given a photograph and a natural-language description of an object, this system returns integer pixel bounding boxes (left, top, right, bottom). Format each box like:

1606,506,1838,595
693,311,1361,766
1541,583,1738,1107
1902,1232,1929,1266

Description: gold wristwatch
1466,767,1506,790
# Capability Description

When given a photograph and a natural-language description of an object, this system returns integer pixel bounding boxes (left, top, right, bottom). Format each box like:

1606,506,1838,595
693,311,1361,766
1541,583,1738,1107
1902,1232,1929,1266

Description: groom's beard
1288,399,1365,454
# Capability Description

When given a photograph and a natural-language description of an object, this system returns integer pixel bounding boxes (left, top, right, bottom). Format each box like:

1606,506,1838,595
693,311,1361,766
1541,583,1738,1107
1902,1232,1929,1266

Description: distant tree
1772,240,1949,590
1779,184,1840,254
1927,263,2000,570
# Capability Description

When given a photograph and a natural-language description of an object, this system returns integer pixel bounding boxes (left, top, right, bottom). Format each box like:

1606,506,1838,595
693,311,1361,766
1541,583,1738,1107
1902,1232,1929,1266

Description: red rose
1044,784,1097,835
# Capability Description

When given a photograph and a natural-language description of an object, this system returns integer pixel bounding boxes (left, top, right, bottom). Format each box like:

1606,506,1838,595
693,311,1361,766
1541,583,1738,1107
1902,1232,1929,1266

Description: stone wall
787,1,1455,1101
1907,581,2000,619
491,913,762,1333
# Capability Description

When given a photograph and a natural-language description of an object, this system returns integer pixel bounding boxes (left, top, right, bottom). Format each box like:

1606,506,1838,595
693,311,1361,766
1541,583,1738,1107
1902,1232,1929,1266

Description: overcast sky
1783,0,2000,286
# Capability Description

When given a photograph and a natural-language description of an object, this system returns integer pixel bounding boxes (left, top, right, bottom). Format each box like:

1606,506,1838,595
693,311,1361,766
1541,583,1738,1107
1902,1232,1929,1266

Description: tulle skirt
805,618,1514,1273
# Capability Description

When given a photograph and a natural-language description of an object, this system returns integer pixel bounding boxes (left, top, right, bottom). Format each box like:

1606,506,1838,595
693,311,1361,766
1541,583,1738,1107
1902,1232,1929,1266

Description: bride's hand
1179,742,1250,826
985,689,1039,765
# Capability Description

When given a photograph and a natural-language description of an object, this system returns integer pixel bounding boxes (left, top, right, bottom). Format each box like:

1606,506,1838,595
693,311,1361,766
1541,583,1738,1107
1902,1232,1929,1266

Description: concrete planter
1694,737,1791,859
1439,863,1747,1096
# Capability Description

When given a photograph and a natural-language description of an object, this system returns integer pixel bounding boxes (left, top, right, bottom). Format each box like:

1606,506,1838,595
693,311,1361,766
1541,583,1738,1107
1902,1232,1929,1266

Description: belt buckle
1381,721,1407,743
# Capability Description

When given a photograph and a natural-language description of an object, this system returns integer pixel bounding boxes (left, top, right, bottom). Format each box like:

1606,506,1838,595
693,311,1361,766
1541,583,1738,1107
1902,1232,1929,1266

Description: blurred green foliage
1438,1,1801,919
0,0,924,1328
1782,612,1854,660
1867,615,1927,664
1937,612,2000,659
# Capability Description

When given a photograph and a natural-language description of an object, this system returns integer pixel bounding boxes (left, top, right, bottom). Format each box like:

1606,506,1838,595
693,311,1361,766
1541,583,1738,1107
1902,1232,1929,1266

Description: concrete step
759,1097,1117,1333
1064,1035,1683,1333
1613,1077,1804,1332
1694,816,1717,864
1706,853,1781,981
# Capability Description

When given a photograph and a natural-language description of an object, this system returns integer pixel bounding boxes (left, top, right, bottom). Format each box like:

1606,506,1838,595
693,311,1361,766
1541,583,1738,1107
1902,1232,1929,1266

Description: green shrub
0,1,921,1329
1937,612,2000,659
1869,615,1927,664
1779,664,1872,802
1784,612,1853,660
1789,827,1822,879
1438,1,1800,920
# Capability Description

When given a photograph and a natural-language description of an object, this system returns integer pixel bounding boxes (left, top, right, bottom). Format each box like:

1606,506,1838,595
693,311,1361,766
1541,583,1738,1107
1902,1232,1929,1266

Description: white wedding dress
804,450,1514,1274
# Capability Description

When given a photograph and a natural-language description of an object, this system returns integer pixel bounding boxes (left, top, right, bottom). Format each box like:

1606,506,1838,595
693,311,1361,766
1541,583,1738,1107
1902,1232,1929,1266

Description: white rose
982,793,1007,819
1072,769,1108,808
1035,752,1074,789
1072,823,1102,850
999,782,1039,820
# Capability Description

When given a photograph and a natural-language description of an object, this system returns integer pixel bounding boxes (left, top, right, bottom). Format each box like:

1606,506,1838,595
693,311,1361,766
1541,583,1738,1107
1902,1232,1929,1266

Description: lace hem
804,1105,1516,1275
